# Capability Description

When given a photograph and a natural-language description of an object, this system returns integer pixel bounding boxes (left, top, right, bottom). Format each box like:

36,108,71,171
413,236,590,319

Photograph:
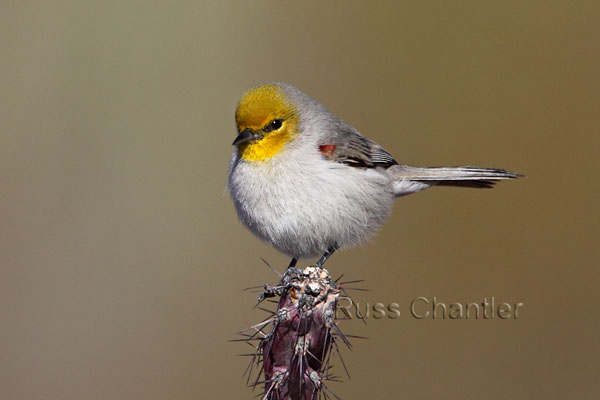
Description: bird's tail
388,165,521,197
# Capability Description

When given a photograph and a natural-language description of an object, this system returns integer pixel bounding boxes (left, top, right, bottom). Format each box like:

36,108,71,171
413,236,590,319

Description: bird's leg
287,258,298,269
280,258,299,285
313,245,338,269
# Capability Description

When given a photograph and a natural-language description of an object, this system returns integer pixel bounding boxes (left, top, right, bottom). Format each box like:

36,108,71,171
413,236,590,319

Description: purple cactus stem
241,265,351,400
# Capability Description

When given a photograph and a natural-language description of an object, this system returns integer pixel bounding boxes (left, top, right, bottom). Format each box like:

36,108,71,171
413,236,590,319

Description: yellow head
233,84,299,161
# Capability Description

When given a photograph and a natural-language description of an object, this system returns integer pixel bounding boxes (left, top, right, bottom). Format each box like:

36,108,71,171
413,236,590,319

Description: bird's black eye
270,119,283,130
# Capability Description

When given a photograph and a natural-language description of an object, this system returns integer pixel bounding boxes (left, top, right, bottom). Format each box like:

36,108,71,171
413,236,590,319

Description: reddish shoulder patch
319,145,337,157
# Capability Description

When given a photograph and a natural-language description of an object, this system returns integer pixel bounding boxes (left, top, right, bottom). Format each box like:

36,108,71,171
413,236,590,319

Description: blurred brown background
1,1,598,399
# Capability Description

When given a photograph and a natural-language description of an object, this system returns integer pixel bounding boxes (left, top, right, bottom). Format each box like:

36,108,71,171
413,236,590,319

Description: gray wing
319,124,397,168
318,122,520,196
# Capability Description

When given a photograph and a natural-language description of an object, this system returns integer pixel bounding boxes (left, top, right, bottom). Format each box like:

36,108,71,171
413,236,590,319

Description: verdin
228,83,519,269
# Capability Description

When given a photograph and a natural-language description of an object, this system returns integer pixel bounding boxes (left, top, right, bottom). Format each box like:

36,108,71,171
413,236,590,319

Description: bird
228,83,519,270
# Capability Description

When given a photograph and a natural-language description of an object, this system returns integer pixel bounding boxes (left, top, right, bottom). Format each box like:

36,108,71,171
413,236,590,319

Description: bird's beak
232,129,260,146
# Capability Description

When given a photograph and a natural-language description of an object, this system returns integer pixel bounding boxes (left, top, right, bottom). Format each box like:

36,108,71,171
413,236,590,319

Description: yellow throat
235,84,298,161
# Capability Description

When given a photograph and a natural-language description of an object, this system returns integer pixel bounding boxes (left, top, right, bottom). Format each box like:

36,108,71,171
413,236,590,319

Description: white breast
228,145,395,259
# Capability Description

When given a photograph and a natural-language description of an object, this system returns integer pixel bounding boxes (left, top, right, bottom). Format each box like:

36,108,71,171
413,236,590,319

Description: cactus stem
237,263,362,400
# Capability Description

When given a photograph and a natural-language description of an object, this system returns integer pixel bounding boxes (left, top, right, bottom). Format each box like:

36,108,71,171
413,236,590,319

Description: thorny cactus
238,264,362,400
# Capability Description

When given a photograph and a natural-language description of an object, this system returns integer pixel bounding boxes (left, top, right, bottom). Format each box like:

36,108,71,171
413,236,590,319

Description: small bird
228,83,519,270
